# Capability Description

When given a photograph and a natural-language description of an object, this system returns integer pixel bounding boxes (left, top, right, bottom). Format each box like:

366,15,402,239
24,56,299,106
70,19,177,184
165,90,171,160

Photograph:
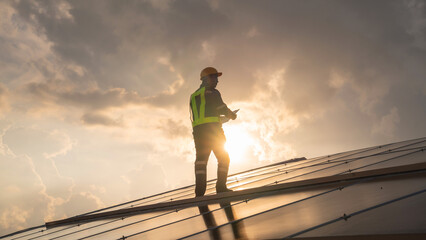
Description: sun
223,124,254,163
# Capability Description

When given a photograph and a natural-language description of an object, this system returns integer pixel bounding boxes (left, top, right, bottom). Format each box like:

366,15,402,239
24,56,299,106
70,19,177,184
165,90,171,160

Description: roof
1,137,426,239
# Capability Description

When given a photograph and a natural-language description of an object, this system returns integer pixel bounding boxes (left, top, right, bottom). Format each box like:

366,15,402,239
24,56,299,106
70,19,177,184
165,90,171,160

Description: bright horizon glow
223,124,255,163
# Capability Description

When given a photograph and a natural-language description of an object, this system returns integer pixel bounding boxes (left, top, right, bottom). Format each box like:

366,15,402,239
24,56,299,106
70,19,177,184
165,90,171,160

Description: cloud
405,0,426,50
246,26,259,38
156,118,190,138
279,59,337,117
0,124,107,231
9,0,416,127
0,1,54,84
8,0,426,113
3,126,72,158
81,112,123,127
2,126,75,201
11,0,229,97
218,68,301,164
372,107,400,138
144,0,174,11
0,84,9,116
43,130,76,159
0,206,30,230
0,146,51,233
56,192,104,218
25,82,144,110
1,0,426,235
200,41,217,62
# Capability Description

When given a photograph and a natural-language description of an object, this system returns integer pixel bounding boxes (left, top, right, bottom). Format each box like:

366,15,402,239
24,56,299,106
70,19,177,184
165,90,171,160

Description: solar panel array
2,137,426,239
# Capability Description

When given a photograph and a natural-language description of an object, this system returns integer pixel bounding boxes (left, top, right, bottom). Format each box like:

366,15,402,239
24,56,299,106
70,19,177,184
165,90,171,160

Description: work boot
216,186,233,194
195,173,207,197
216,167,233,194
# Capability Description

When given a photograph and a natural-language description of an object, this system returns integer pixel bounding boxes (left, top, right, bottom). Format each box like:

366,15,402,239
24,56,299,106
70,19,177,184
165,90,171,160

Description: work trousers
193,124,230,197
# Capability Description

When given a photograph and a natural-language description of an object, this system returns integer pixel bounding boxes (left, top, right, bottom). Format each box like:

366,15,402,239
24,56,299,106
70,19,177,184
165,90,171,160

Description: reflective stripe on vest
191,87,220,127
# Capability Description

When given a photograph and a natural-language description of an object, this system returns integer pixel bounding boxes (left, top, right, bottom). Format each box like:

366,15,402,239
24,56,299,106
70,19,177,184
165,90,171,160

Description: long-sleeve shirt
190,84,233,131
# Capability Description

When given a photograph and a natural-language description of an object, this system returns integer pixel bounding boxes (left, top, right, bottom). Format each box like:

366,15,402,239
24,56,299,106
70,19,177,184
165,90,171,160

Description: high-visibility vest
190,87,220,127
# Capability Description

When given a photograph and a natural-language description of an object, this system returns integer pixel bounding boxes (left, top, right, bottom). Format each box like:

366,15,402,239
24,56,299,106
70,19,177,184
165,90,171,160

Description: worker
190,67,237,197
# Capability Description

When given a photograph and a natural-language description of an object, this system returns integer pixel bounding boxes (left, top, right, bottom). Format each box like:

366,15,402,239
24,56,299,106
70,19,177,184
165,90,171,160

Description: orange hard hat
200,67,222,80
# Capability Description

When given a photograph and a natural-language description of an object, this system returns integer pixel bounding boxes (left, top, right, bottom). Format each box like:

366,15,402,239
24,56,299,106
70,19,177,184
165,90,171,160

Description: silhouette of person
189,67,237,196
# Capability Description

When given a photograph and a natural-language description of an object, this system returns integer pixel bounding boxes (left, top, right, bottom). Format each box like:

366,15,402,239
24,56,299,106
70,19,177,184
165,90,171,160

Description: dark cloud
25,81,144,110
81,112,123,127
11,0,229,99
11,0,425,120
0,84,8,110
8,0,426,140
12,0,119,70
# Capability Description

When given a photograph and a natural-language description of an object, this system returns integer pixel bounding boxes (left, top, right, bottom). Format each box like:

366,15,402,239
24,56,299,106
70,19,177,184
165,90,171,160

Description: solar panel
2,137,425,239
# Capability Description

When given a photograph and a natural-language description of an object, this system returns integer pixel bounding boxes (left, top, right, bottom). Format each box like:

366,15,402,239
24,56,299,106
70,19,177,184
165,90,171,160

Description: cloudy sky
1,0,425,234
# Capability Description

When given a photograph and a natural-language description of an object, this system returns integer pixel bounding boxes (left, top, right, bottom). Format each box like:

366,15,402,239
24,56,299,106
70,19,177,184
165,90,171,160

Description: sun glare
223,124,254,163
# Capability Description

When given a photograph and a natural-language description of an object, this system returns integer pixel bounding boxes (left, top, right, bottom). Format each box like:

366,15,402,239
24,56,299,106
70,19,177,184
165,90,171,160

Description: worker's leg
214,149,231,192
212,130,232,193
194,131,211,197
195,154,209,197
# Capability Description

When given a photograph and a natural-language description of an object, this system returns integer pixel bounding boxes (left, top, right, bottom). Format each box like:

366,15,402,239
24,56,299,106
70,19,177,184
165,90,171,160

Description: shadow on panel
198,202,247,240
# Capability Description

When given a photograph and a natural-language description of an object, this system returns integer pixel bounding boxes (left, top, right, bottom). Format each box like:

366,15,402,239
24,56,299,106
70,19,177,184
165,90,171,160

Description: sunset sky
1,0,425,234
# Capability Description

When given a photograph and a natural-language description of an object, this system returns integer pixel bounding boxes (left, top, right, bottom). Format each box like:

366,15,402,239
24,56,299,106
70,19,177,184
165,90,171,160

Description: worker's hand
231,111,237,120
230,109,238,120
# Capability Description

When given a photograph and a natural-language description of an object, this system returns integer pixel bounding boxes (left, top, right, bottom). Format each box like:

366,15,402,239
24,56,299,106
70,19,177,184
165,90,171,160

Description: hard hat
200,67,222,80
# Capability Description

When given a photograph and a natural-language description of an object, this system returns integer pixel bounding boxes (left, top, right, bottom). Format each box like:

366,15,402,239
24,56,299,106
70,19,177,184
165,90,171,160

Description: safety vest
190,87,220,127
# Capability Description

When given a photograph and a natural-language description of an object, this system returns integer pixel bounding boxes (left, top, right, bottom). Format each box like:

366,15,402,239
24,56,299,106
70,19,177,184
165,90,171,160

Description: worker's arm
214,90,237,120
218,105,237,120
